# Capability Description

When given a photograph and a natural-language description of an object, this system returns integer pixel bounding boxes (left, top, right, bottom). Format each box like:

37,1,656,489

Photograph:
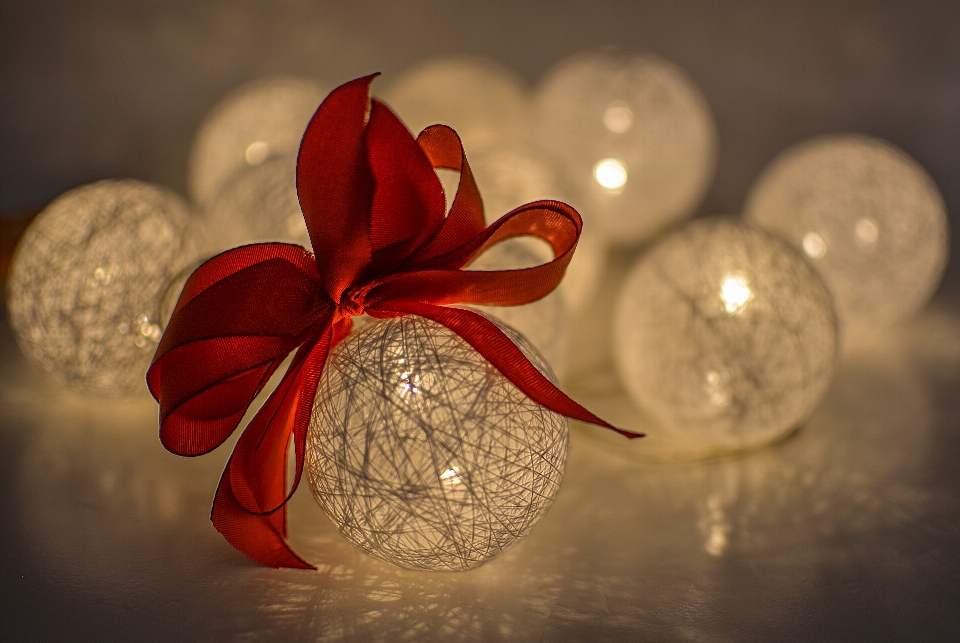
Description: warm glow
802,232,827,259
603,101,633,133
594,158,628,190
720,274,752,314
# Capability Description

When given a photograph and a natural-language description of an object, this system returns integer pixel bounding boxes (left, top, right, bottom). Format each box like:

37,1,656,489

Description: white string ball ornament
534,51,718,246
188,77,329,209
380,57,531,154
6,179,196,396
613,218,839,454
202,155,310,253
745,134,949,329
469,143,605,313
306,314,568,571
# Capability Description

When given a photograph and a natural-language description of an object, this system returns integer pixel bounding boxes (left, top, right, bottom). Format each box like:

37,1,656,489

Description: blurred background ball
307,313,568,571
613,218,838,454
201,155,310,253
469,143,604,313
745,134,949,329
534,51,718,246
187,77,329,210
380,56,531,154
467,240,570,380
6,179,197,396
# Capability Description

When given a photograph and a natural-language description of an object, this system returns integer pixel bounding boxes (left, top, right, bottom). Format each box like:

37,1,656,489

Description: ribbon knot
147,74,641,571
337,282,375,320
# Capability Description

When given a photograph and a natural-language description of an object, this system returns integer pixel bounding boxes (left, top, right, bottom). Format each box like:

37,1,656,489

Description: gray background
2,2,958,240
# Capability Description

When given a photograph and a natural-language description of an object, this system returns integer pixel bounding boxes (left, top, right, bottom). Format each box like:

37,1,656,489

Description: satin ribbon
147,74,642,569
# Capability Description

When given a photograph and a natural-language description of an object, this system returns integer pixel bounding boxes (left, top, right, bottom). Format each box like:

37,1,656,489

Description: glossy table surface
2,300,960,642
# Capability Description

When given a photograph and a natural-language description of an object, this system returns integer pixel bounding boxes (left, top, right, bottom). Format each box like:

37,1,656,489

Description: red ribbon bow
147,74,641,569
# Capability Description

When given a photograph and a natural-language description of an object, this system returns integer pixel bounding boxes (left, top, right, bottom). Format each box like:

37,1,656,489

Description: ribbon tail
212,461,313,569
211,323,341,569
376,303,643,439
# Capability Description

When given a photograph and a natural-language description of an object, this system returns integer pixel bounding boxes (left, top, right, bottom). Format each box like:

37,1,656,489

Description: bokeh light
201,155,310,252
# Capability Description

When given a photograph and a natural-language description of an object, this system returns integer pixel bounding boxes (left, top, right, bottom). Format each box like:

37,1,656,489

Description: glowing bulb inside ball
802,232,827,259
594,157,629,191
746,134,949,328
306,314,568,571
244,141,270,166
719,274,753,314
6,179,197,395
613,218,839,454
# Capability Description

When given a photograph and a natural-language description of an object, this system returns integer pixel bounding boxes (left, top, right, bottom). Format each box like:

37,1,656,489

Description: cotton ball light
202,155,309,252
745,134,949,329
306,313,568,571
467,240,569,380
188,77,329,209
534,51,718,245
469,143,605,313
613,218,838,455
380,57,531,153
6,179,196,396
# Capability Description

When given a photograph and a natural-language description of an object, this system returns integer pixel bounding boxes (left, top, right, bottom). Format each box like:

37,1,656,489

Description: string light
745,134,949,329
6,180,197,395
613,218,838,454
534,51,718,245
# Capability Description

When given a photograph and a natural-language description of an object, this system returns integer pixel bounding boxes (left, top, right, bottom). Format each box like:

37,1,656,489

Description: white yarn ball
380,57,531,154
745,134,949,328
6,179,196,395
307,314,568,571
534,51,718,245
613,218,838,453
201,155,310,252
188,77,329,209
